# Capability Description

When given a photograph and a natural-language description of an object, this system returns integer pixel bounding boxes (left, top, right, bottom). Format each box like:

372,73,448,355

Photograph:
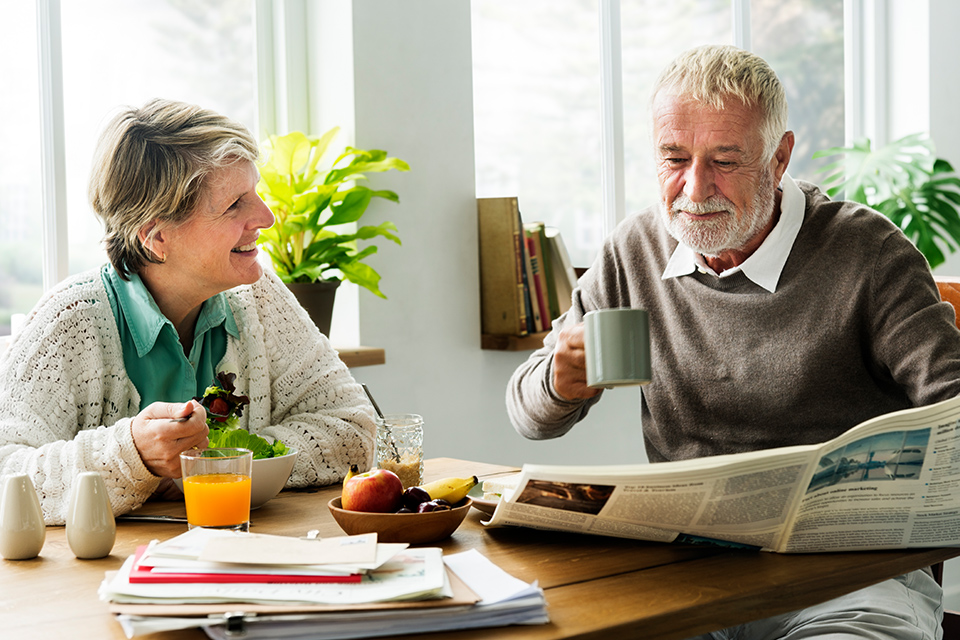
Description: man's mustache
671,195,735,215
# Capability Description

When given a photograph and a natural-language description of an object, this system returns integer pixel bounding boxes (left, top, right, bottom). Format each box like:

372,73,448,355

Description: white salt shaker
0,474,46,560
66,472,116,559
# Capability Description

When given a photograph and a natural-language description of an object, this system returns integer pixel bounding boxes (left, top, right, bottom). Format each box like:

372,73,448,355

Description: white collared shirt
660,173,804,293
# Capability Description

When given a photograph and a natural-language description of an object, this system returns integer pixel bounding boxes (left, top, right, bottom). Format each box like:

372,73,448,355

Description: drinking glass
375,414,424,489
180,448,253,531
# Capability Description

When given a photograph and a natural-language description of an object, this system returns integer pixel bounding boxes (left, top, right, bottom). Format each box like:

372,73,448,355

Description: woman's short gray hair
652,45,788,161
88,98,259,279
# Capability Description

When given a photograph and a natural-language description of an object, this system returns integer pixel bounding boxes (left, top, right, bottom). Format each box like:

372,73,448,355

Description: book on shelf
524,221,579,326
544,225,578,316
523,231,549,332
524,222,560,322
477,197,580,340
477,197,528,336
517,213,535,334
484,393,960,553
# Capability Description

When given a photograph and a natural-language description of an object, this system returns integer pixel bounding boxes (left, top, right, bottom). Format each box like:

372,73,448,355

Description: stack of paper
101,528,440,607
100,531,548,639
203,551,547,640
126,528,390,585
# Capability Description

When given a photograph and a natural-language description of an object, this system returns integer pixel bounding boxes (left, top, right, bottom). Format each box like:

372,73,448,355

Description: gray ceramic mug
584,308,652,389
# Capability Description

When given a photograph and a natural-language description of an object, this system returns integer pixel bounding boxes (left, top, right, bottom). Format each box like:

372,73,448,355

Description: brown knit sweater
507,181,960,463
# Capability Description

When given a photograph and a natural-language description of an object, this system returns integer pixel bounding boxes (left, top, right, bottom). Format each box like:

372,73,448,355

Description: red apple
341,468,403,513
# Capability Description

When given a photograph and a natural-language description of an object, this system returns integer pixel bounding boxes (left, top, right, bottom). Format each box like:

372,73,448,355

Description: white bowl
250,449,298,509
174,449,298,510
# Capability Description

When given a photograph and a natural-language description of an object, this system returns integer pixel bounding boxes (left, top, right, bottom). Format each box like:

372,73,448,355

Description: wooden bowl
327,497,472,544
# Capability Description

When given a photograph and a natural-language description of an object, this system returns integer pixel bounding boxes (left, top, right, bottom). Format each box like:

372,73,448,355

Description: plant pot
286,280,341,336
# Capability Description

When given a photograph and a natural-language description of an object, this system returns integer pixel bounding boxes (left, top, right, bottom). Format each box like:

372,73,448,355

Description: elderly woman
0,99,377,524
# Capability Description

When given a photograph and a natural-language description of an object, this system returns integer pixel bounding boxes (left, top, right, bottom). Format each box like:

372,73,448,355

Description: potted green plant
814,133,960,268
256,128,410,334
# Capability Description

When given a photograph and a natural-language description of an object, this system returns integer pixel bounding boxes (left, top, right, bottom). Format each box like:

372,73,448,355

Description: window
58,0,257,276
620,0,732,221
471,0,603,269
0,2,43,336
0,0,256,336
751,0,844,183
473,0,848,268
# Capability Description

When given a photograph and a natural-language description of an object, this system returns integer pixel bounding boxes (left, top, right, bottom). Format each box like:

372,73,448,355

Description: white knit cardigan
0,268,376,525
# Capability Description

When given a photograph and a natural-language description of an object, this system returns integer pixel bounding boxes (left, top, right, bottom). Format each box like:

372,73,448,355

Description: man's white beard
659,171,776,257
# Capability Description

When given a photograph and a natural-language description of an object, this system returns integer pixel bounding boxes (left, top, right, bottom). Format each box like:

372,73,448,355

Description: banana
419,475,478,504
343,464,360,485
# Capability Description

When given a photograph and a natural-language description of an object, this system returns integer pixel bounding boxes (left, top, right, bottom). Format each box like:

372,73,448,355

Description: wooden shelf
481,331,549,351
478,266,584,351
335,346,386,367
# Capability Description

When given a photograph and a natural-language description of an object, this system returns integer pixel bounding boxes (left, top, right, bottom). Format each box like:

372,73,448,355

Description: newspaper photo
484,394,960,553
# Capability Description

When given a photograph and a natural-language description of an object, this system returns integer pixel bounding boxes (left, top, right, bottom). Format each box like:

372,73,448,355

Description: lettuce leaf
196,371,289,460
208,427,289,459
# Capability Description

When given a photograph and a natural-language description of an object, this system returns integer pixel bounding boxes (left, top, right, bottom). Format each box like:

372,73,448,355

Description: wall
889,0,960,281
309,0,960,607
331,0,960,472
928,0,960,279
323,1,960,442
341,0,646,469
927,1,960,172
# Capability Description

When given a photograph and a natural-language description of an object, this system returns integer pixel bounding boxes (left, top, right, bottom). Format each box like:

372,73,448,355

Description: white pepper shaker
0,474,46,560
66,472,116,559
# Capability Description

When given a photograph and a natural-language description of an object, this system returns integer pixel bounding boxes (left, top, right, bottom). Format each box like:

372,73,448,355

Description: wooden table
3,457,958,640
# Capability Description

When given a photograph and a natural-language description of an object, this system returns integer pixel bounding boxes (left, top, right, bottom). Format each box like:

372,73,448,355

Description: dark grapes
401,486,431,511
417,500,452,513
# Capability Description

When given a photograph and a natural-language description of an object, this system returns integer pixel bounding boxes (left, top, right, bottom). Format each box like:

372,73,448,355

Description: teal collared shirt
101,264,239,411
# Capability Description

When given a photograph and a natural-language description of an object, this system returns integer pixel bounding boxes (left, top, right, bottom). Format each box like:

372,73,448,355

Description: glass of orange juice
179,448,253,532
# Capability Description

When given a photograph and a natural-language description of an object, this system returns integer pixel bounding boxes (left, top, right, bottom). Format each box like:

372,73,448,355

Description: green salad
195,372,289,459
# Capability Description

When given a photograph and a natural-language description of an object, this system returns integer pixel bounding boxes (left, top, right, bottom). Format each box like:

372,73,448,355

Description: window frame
30,0,882,298
27,0,294,301
37,0,68,291
596,0,881,235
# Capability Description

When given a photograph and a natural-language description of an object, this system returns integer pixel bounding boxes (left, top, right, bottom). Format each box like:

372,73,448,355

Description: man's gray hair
88,98,260,279
652,45,788,161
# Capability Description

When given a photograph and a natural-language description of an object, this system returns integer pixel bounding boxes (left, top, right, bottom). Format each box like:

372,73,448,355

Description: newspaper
485,394,960,553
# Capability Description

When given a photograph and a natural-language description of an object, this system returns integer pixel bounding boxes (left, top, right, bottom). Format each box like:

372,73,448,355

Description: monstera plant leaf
815,133,960,268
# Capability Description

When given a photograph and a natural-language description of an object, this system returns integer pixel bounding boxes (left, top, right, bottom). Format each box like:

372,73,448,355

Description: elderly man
508,44,960,638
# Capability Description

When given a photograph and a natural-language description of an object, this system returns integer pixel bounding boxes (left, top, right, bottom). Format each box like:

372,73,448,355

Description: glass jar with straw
362,385,424,489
